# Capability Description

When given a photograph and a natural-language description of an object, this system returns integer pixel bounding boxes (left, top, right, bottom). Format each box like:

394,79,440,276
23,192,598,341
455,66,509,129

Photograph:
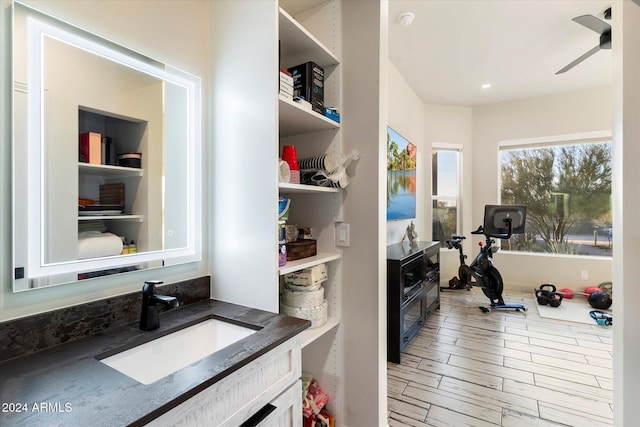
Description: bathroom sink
100,318,257,385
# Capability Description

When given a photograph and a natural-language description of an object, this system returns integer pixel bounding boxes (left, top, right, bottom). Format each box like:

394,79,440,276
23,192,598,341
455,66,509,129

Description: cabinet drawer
241,379,301,427
147,336,301,427
268,379,302,427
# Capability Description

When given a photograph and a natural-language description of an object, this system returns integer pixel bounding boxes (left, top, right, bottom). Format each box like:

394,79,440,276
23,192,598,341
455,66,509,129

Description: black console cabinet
387,241,440,363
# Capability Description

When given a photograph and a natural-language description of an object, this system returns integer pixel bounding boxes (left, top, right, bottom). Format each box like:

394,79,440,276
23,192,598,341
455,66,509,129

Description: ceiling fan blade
555,45,601,74
573,14,610,34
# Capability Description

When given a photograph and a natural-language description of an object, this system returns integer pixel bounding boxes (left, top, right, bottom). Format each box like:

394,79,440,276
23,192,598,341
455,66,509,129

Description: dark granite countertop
0,299,310,427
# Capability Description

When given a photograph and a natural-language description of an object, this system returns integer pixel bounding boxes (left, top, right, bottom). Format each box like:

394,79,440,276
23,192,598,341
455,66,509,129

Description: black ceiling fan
556,7,611,74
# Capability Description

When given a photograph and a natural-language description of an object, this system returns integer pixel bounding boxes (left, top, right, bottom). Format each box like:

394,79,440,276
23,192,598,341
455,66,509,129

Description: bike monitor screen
483,205,527,235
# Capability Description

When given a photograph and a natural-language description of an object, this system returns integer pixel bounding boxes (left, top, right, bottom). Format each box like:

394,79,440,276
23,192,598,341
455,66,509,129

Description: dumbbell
535,284,564,307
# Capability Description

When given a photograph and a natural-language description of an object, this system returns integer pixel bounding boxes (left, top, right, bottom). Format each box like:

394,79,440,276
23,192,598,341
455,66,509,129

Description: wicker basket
286,239,317,261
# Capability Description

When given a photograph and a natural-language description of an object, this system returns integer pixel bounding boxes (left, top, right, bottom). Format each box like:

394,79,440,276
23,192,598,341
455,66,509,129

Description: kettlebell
535,284,556,305
535,284,563,307
539,283,556,293
547,292,563,307
535,289,550,305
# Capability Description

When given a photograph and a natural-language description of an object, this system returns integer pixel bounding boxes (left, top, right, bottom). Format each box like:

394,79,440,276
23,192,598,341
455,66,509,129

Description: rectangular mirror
12,2,202,291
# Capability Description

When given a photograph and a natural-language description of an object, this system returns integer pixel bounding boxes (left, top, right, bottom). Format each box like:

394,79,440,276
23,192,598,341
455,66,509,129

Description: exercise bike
446,205,527,313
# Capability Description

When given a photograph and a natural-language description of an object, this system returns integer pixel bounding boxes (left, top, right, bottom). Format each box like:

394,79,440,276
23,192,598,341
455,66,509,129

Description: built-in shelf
278,95,340,136
278,252,341,275
78,163,143,177
278,7,339,69
300,316,340,348
78,214,143,221
279,182,340,194
276,3,344,420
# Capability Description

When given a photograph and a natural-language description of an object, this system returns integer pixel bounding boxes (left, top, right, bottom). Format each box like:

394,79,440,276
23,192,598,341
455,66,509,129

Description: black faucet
139,280,179,331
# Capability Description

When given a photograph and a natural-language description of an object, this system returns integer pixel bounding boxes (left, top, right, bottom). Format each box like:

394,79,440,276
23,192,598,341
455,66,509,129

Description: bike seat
451,235,466,240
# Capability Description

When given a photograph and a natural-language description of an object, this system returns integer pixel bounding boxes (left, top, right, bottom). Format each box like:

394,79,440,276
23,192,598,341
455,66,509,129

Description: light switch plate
336,223,350,247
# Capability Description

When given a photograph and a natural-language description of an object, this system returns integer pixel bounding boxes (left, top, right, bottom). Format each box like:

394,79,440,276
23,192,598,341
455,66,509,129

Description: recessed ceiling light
398,12,415,26
481,83,492,89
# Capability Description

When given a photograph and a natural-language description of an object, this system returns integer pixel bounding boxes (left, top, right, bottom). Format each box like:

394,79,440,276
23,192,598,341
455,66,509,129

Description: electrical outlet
581,270,589,280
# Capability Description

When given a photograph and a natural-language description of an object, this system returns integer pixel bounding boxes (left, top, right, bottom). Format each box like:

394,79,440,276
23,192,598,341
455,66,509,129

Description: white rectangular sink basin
100,318,256,385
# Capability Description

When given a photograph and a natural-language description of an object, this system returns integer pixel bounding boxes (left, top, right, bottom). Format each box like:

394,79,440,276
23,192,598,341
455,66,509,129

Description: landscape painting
387,127,417,221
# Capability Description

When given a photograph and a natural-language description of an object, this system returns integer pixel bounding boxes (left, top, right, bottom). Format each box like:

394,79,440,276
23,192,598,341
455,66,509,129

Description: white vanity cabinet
146,336,302,427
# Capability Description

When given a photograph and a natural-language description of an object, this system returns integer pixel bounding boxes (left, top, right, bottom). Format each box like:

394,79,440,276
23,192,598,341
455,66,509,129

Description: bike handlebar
448,218,515,249
471,225,484,235
469,219,514,239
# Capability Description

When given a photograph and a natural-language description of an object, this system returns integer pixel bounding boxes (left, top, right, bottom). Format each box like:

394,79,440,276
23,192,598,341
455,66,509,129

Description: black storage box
288,61,324,114
117,152,142,168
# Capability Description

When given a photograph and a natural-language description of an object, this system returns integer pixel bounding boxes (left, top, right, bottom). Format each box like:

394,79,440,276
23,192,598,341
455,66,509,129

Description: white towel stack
78,231,123,259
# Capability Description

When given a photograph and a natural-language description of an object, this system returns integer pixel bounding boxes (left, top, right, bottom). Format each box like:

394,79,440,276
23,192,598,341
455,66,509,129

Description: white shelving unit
210,1,346,423
279,182,339,194
279,95,340,136
278,252,341,275
277,2,344,422
78,215,143,222
77,108,152,259
78,162,144,225
299,317,340,348
78,163,144,222
278,7,339,70
78,163,143,178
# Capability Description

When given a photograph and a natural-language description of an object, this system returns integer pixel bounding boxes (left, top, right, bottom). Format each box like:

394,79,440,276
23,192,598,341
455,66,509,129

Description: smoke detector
398,12,415,26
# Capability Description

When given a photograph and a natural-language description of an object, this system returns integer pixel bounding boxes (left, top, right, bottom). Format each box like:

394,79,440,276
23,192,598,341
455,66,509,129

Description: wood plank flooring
387,288,613,427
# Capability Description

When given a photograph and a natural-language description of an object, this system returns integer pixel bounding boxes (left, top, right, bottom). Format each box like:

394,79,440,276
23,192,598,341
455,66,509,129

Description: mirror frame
12,1,202,291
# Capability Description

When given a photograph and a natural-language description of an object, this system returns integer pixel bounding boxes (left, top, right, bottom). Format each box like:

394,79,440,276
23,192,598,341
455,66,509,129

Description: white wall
0,0,10,319
0,0,209,321
208,1,279,312
386,61,427,244
342,1,388,424
612,2,640,425
471,87,613,290
423,104,473,282
387,61,474,284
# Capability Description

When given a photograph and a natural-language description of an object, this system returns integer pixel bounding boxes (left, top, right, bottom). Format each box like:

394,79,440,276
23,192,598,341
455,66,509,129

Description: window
499,136,612,257
432,146,461,246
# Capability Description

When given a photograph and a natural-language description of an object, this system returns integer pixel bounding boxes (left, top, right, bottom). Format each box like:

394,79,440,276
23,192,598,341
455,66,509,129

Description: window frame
497,130,612,258
432,143,463,241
